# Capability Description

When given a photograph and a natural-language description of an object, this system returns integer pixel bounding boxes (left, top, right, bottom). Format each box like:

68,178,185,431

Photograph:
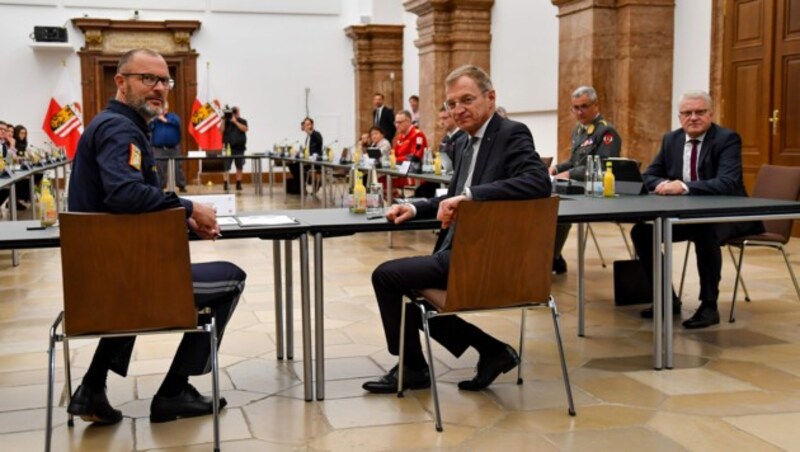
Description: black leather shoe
458,344,520,391
178,186,187,193
682,306,720,329
67,384,123,425
552,255,568,275
150,384,228,423
235,181,243,191
223,181,229,191
640,301,682,319
362,364,430,394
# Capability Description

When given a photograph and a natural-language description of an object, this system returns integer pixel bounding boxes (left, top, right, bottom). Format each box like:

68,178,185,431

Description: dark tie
452,136,479,196
689,139,699,181
438,136,479,252
374,108,380,125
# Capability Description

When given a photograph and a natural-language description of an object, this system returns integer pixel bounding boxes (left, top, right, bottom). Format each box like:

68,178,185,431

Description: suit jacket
373,106,396,141
306,129,323,156
413,114,552,250
644,122,762,239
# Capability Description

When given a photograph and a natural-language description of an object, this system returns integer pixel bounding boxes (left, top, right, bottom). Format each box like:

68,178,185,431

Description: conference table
4,194,800,403
155,153,266,195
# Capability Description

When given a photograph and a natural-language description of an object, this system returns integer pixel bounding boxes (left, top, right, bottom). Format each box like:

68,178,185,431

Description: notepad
236,215,298,227
216,217,239,226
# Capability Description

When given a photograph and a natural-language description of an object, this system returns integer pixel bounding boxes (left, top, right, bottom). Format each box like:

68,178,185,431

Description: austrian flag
42,69,83,159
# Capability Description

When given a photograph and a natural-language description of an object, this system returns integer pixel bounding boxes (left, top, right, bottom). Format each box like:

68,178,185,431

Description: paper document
216,217,239,226
236,215,298,227
182,194,236,216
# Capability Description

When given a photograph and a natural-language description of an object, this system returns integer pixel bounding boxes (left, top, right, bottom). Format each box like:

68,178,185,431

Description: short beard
124,82,162,120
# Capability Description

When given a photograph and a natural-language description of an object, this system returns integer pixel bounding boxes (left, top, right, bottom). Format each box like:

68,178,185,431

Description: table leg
29,174,37,219
273,241,284,360
167,158,176,192
53,165,61,214
577,222,586,337
387,175,394,248
285,240,294,360
314,232,325,400
663,218,673,369
321,165,328,208
300,162,306,207
653,219,663,370
268,158,274,197
283,160,288,204
299,234,313,402
10,184,19,266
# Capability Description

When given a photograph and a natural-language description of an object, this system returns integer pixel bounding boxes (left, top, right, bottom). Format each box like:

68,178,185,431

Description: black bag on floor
613,259,651,306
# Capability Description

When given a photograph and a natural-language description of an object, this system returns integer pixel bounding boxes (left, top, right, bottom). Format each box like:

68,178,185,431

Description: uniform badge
129,143,142,171
582,139,593,147
587,124,595,135
603,133,614,145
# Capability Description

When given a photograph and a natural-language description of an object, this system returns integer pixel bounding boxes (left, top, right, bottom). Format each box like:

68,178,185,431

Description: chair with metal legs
397,198,576,431
45,208,222,452
677,165,800,323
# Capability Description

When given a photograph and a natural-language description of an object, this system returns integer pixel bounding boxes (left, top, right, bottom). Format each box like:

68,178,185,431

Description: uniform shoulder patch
599,119,608,126
129,143,142,171
603,133,614,145
587,124,595,135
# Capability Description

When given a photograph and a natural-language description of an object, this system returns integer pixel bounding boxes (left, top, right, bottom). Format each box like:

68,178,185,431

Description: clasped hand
189,202,221,240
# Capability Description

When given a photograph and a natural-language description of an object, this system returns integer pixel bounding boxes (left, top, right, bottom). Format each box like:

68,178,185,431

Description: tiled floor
2,184,800,451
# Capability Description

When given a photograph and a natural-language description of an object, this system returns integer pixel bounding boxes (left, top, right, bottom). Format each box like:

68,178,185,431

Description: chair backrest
441,196,559,313
202,151,227,173
751,164,800,241
541,156,553,168
59,208,196,336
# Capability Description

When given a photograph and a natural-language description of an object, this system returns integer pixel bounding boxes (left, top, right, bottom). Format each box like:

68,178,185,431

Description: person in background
368,126,392,158
13,125,27,155
373,93,396,141
438,105,465,164
408,94,420,125
302,117,324,192
549,86,621,274
363,65,551,394
150,101,187,192
221,105,248,191
66,48,246,426
631,90,763,329
392,110,427,164
495,106,508,119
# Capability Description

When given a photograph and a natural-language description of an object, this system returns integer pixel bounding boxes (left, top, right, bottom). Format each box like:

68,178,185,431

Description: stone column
404,0,494,146
552,0,675,167
345,25,404,142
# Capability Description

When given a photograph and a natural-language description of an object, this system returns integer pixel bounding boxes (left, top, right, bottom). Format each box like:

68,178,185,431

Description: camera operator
220,106,249,191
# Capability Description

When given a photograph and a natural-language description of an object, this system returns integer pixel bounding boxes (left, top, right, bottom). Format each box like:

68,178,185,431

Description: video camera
223,105,233,120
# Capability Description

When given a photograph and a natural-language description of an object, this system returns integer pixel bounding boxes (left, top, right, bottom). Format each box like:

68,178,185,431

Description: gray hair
397,110,413,121
445,65,493,92
679,90,713,109
571,86,598,102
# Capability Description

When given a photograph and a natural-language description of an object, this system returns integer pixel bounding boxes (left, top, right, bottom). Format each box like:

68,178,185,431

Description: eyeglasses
571,103,595,112
120,73,175,89
443,91,487,112
679,109,709,119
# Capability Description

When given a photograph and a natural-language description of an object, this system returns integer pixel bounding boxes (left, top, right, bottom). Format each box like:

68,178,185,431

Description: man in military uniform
66,48,246,425
549,86,622,273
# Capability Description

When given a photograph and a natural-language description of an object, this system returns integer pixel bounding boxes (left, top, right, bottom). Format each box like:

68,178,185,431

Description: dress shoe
178,186,187,193
67,384,123,425
552,255,568,275
640,301,682,319
235,181,242,191
682,306,720,329
150,384,227,423
362,364,430,394
458,344,520,391
223,181,229,191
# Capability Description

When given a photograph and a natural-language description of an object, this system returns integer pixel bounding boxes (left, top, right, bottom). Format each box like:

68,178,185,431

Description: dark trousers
153,145,186,189
631,222,723,303
554,223,571,258
371,251,499,362
87,261,246,379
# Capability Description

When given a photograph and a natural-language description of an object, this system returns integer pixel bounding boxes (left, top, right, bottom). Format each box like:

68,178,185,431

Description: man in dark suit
631,90,762,329
372,93,396,141
363,65,551,394
437,105,466,164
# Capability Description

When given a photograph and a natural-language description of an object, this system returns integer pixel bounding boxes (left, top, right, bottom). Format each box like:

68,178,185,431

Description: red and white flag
188,65,223,150
42,68,83,159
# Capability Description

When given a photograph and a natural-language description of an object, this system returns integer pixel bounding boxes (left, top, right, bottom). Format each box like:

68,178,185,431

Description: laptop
366,147,383,167
607,158,646,195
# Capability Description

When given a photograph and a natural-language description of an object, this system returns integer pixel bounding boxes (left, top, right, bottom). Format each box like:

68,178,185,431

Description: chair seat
418,288,446,310
726,232,788,246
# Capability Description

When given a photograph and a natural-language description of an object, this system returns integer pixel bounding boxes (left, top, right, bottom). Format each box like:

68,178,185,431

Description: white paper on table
216,216,239,226
182,194,236,216
398,161,411,175
435,188,448,197
188,150,207,157
236,215,298,227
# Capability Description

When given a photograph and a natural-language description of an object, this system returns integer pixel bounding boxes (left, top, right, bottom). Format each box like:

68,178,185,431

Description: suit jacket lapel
471,114,502,185
697,124,717,176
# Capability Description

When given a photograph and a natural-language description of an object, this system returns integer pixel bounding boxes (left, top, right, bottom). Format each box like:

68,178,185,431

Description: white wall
491,0,560,159
672,0,712,130
402,10,419,114
0,0,359,157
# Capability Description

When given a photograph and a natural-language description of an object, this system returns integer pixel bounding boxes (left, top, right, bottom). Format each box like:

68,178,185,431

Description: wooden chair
397,197,576,431
677,165,800,323
45,208,222,452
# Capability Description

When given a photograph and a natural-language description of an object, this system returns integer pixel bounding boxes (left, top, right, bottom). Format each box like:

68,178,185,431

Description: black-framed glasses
120,73,175,89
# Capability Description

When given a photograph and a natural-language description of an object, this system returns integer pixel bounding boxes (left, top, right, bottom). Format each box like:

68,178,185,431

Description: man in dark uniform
549,86,622,274
66,48,247,425
363,65,551,394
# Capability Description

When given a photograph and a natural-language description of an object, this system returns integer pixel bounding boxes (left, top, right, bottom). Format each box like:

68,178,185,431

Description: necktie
689,139,699,182
374,108,380,125
438,136,479,252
